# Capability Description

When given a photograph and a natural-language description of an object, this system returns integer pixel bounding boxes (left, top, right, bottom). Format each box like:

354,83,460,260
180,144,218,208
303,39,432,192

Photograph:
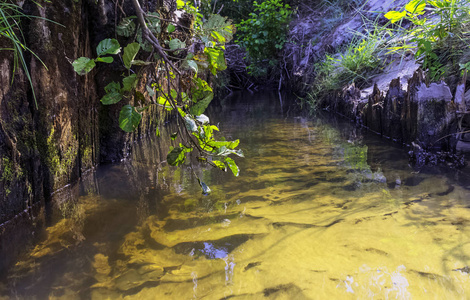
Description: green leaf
405,0,426,14
224,157,239,177
167,24,176,33
116,18,136,37
146,12,161,34
167,145,192,166
211,160,227,171
169,38,185,52
96,56,114,63
123,42,140,69
119,104,142,132
104,81,121,94
203,15,234,43
204,47,227,75
176,0,185,9
122,74,137,92
96,38,121,56
157,96,172,108
171,132,178,140
72,57,96,75
189,93,213,115
384,10,407,23
183,60,198,73
100,92,122,105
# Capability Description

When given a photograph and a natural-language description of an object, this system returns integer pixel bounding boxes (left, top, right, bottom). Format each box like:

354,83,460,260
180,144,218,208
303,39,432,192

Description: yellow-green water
2,92,470,299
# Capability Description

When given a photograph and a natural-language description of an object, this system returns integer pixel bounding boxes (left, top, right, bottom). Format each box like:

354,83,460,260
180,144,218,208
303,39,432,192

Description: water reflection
2,91,470,299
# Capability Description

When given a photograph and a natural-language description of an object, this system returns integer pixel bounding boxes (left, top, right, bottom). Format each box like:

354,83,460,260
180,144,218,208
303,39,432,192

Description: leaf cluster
236,0,292,72
72,0,242,194
384,0,470,81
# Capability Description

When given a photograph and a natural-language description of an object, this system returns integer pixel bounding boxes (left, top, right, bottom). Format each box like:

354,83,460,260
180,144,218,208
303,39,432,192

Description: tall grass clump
308,24,390,109
0,1,52,109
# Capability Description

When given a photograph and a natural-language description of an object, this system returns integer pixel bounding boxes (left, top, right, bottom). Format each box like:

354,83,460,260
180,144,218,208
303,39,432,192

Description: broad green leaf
100,92,122,105
203,14,234,43
119,104,142,132
72,57,96,75
224,157,239,177
104,81,121,94
211,160,227,171
116,18,136,37
176,0,185,9
123,42,140,69
405,0,426,14
169,38,185,52
204,47,227,75
189,78,214,115
96,56,114,63
189,93,213,115
122,74,137,92
157,96,172,108
167,24,176,33
167,145,192,166
384,10,407,23
183,60,198,73
211,31,226,43
216,146,244,157
96,38,121,56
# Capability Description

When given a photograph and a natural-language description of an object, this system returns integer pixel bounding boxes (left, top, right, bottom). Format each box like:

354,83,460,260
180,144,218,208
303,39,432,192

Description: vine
72,0,242,194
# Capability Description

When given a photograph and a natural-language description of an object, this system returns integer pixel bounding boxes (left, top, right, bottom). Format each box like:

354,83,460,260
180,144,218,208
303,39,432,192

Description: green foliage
72,1,242,193
308,26,388,108
384,0,470,81
236,0,292,71
0,2,57,108
73,38,120,74
119,104,142,132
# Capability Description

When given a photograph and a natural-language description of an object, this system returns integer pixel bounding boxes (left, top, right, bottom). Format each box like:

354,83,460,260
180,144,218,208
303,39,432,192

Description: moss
1,157,24,196
45,128,78,178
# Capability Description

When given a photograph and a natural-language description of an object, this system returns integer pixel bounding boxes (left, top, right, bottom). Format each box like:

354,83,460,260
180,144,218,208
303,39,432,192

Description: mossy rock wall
0,0,174,270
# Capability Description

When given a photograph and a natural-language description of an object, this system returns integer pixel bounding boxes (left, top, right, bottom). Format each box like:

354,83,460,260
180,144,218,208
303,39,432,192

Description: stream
2,91,470,299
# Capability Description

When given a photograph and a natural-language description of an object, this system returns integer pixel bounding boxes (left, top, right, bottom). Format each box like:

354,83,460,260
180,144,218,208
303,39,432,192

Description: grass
306,0,470,111
0,1,56,109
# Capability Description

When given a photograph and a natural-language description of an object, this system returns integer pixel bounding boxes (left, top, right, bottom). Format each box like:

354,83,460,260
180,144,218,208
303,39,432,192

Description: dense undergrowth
305,0,470,110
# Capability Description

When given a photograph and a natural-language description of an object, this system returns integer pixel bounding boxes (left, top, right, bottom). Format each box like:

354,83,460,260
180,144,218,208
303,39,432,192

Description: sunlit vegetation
73,0,244,193
306,0,470,110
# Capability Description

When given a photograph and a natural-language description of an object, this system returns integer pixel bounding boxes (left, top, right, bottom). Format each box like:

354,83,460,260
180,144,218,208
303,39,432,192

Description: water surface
2,92,470,299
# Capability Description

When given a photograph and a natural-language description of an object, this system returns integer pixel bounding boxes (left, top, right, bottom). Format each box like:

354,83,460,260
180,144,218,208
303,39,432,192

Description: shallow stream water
2,92,470,299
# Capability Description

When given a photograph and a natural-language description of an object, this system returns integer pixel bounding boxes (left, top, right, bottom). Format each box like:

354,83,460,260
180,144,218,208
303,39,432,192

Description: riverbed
2,91,470,299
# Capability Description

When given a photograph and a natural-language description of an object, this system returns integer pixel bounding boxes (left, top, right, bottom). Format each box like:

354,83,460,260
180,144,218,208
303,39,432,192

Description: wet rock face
330,70,462,156
0,0,169,270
